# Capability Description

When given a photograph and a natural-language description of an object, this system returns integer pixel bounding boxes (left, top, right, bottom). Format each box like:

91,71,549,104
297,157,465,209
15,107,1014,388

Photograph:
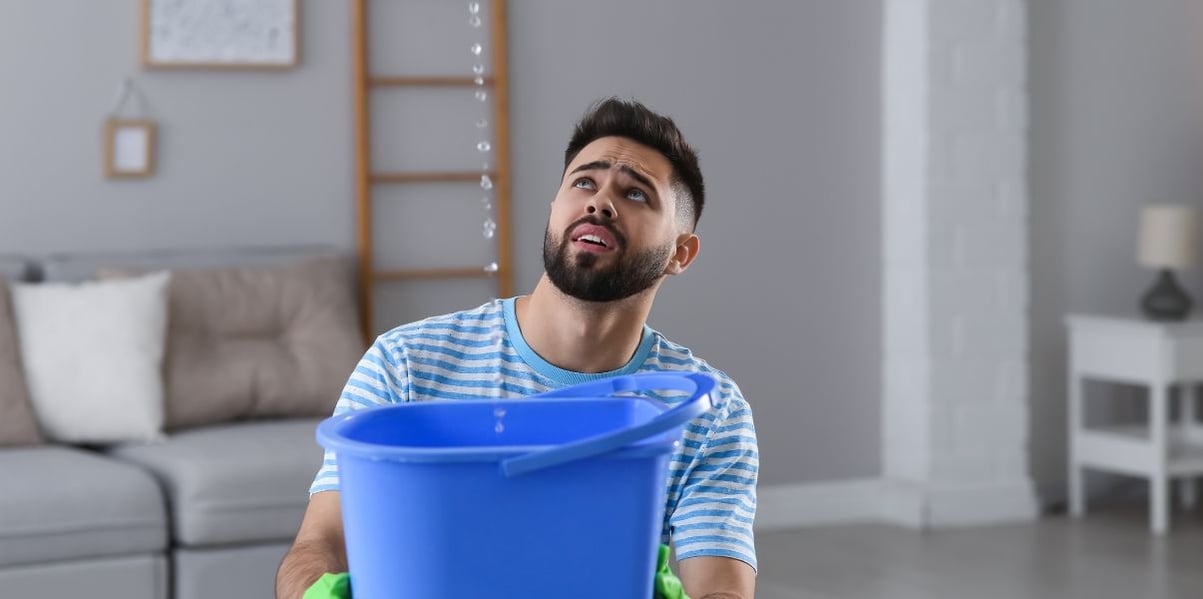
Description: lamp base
1141,269,1193,321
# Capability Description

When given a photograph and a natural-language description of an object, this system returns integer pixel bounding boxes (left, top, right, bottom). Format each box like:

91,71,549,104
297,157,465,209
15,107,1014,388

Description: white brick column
881,0,1038,526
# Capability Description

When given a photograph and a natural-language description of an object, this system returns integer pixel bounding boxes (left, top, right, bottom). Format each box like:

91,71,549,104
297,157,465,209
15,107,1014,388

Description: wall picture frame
104,119,157,179
140,0,299,69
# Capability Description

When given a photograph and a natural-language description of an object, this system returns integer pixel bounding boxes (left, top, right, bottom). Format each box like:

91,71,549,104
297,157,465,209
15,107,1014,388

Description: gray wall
0,0,354,254
0,1,882,487
1029,0,1203,500
507,1,882,486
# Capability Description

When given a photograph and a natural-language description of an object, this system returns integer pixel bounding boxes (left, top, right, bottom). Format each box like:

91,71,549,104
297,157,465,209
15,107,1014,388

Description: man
277,98,758,599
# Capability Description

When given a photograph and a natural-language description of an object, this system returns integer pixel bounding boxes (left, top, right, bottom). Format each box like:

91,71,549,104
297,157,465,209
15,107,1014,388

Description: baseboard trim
881,478,1040,527
1037,475,1154,512
755,478,887,531
755,477,1040,531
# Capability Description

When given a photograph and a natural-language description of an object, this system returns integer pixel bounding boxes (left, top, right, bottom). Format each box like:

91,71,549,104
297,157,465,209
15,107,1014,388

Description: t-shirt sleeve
668,384,759,571
309,337,409,495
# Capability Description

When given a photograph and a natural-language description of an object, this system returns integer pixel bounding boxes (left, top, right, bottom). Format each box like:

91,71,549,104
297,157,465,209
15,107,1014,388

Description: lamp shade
1139,204,1199,269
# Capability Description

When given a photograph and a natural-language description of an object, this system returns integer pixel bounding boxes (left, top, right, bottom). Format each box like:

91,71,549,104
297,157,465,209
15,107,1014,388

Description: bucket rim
316,397,681,464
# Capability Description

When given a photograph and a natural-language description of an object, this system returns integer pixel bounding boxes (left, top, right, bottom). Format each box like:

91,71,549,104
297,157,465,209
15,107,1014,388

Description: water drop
470,43,483,56
476,140,491,152
494,407,506,419
472,64,485,75
481,197,493,210
467,2,481,14
480,174,493,190
474,76,485,86
483,262,499,273
475,90,488,102
469,15,482,28
476,117,488,128
483,218,497,239
494,421,505,434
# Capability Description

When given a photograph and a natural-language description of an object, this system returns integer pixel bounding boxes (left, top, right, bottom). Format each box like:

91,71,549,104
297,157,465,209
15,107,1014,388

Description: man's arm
667,374,759,598
678,555,756,599
276,491,347,599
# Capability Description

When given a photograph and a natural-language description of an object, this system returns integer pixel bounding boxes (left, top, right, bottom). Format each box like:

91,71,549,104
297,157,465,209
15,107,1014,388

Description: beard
543,218,672,303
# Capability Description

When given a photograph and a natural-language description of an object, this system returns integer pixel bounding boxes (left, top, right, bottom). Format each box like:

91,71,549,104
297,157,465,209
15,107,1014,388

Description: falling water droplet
480,174,493,190
481,197,493,211
472,64,485,75
470,43,483,56
476,140,491,152
476,117,488,129
494,421,505,434
474,76,485,86
469,15,482,28
474,90,488,102
468,2,481,14
483,218,496,239
494,407,506,419
483,262,499,273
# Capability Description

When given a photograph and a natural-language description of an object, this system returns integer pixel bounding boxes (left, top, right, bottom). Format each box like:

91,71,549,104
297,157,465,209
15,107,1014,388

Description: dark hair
563,98,704,229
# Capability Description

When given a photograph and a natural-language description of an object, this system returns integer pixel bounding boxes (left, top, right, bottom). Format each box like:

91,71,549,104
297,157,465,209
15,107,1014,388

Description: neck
515,275,657,374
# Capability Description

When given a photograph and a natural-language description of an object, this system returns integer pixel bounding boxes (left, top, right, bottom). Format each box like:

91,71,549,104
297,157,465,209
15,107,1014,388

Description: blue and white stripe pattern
310,298,758,571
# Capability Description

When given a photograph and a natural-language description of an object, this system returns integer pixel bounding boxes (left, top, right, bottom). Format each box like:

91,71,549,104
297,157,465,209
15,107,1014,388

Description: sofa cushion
167,258,362,429
10,272,170,443
107,419,324,547
0,446,167,568
104,257,362,430
0,277,42,446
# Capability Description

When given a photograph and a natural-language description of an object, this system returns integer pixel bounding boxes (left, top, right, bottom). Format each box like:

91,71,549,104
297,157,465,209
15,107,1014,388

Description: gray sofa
0,247,361,599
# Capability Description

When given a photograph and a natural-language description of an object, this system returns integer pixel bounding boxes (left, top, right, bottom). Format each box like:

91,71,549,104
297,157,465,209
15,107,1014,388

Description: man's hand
276,491,347,599
678,555,756,599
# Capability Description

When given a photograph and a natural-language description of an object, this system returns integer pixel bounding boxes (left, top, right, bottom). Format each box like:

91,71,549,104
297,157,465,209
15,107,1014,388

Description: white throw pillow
11,271,170,443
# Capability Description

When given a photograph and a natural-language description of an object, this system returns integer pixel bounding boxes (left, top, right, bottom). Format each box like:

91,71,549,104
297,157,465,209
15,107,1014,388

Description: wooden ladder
351,0,514,341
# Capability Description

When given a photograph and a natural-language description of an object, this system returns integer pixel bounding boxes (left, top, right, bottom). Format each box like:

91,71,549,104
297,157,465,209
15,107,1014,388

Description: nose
585,189,617,220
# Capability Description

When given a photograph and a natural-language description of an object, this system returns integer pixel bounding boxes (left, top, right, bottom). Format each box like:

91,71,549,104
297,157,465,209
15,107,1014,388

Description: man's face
543,136,682,303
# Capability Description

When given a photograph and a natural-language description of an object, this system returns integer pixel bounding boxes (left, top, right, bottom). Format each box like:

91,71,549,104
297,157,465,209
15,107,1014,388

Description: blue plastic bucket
316,372,715,599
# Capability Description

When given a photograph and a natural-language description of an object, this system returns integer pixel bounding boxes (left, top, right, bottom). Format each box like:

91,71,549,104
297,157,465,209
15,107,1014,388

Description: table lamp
1138,204,1199,320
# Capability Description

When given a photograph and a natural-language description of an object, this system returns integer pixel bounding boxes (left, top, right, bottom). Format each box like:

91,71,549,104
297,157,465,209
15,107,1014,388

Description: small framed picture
104,119,156,179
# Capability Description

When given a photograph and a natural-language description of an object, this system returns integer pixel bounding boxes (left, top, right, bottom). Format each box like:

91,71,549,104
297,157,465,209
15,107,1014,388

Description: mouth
570,223,619,254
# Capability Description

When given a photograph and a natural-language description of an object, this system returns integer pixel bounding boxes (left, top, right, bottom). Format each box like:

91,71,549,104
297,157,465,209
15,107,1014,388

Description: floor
754,505,1203,599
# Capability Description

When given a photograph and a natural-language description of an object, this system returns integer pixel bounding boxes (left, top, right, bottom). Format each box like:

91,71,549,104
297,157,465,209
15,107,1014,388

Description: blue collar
502,297,655,386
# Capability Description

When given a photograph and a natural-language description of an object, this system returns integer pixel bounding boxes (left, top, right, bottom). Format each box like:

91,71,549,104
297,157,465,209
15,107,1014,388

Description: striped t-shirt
310,297,758,570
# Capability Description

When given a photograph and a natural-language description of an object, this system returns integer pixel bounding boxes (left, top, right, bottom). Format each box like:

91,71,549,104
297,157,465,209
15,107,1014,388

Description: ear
665,233,700,276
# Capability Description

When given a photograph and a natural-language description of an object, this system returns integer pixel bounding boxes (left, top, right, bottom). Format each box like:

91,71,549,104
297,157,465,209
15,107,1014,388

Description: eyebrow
569,160,657,195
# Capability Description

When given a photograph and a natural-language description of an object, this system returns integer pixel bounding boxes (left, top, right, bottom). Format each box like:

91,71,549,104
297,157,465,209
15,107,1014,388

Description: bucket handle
500,372,716,477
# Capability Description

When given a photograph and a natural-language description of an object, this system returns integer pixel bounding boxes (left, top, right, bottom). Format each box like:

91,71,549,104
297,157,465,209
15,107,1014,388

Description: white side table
1065,314,1203,534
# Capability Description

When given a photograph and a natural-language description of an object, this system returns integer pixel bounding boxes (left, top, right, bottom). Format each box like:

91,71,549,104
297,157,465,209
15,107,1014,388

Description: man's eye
627,189,647,202
573,178,595,190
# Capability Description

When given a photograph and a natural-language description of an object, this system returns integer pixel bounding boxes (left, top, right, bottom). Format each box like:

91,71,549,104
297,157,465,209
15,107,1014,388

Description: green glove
303,572,351,599
654,544,691,599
